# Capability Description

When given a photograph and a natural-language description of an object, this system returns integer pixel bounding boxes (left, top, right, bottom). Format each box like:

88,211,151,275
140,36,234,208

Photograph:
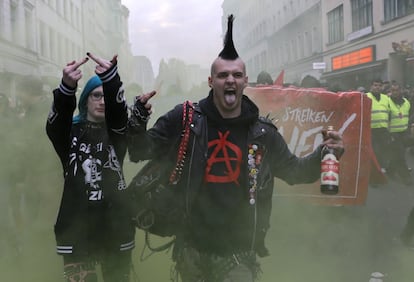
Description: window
254,55,260,73
285,42,290,63
40,22,47,57
298,34,304,59
75,6,80,29
48,0,56,10
327,5,344,44
291,39,297,61
384,0,414,22
56,0,63,16
260,51,267,71
10,1,18,43
49,28,56,60
278,46,283,66
64,0,69,20
24,4,36,50
312,27,319,53
351,0,373,31
70,2,74,24
304,31,312,57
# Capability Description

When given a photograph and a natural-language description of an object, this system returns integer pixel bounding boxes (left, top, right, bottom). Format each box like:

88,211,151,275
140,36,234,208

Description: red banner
245,85,382,206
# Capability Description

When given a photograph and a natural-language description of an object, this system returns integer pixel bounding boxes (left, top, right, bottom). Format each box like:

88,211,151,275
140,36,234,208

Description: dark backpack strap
140,231,175,261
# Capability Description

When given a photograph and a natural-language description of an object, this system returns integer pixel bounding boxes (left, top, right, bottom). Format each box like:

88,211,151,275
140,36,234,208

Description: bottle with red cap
320,126,339,195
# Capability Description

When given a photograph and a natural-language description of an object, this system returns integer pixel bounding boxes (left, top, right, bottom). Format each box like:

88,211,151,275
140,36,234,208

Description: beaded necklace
169,101,194,184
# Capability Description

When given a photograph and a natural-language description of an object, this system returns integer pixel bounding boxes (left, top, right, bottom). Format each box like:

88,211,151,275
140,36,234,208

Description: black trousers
402,207,414,245
173,243,259,282
388,131,412,182
371,128,391,169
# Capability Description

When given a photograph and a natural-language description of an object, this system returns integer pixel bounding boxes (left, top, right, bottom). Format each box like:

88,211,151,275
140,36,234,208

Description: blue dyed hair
73,75,102,124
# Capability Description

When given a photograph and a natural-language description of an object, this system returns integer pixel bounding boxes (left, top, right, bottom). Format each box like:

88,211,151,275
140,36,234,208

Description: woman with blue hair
46,53,135,282
72,75,103,124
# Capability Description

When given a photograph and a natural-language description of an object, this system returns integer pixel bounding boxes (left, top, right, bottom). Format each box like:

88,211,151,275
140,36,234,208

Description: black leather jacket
128,94,322,257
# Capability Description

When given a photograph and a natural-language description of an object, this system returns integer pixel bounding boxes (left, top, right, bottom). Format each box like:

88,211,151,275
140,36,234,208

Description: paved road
3,154,414,282
130,156,414,282
259,154,414,282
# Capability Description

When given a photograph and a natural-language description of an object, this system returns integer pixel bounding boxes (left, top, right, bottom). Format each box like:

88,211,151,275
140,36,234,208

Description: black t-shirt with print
189,93,258,255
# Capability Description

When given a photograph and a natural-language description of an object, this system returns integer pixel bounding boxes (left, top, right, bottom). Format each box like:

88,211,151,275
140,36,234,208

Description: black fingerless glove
132,95,150,122
128,95,150,133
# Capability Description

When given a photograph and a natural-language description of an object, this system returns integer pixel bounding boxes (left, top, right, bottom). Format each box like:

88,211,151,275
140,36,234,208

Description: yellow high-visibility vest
389,98,410,133
367,92,390,129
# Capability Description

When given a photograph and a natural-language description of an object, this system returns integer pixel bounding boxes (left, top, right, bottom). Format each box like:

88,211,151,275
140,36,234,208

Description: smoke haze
2,1,414,281
121,0,223,74
3,90,414,281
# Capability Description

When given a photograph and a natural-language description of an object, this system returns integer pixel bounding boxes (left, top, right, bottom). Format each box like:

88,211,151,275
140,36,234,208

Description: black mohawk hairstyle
218,14,239,60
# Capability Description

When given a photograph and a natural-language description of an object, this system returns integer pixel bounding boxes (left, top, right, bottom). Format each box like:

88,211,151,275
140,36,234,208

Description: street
259,154,414,282
2,152,414,282
129,155,414,282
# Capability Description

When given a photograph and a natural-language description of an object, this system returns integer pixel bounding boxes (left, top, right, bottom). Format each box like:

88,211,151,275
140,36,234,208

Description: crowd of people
42,15,345,282
359,79,414,253
3,11,413,282
364,79,414,186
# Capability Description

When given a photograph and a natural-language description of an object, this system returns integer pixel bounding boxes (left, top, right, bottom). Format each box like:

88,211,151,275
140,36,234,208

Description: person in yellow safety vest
387,81,413,185
366,79,392,174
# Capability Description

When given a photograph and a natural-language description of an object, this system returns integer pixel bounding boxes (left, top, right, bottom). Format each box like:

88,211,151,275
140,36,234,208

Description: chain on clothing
63,250,135,282
63,262,97,282
172,245,261,282
206,251,260,282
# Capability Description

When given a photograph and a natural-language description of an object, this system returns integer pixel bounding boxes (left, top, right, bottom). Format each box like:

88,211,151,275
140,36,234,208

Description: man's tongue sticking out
224,89,236,105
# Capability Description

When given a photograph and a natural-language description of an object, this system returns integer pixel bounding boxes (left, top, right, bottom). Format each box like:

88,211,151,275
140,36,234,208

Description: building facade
221,0,414,90
321,0,414,90
222,0,322,85
0,0,147,109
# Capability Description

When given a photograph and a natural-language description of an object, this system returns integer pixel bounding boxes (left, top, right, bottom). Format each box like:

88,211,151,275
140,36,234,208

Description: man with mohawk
127,15,344,281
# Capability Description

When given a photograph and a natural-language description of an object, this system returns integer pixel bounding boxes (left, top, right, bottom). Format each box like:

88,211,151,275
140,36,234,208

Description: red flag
274,70,284,86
